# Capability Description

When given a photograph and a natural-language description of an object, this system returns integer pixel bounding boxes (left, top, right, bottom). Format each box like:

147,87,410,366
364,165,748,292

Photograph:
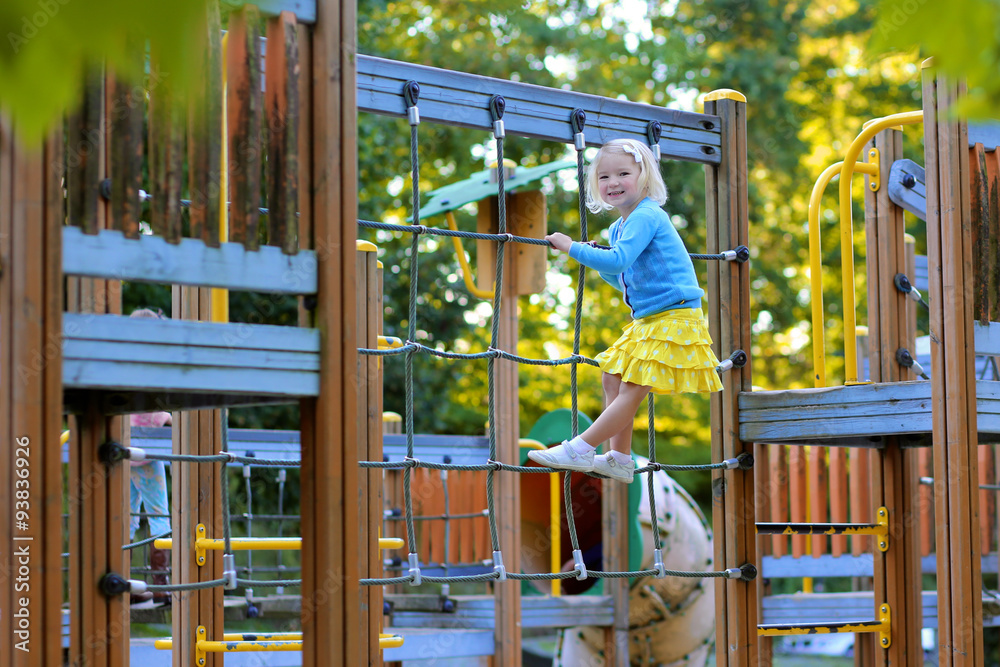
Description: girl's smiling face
597,152,644,219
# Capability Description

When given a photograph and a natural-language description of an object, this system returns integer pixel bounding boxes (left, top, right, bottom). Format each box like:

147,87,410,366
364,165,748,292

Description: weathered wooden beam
227,5,264,251
923,62,984,666
357,54,722,164
148,48,184,243
188,1,224,246
266,11,300,254
62,227,318,293
301,0,361,663
705,90,756,666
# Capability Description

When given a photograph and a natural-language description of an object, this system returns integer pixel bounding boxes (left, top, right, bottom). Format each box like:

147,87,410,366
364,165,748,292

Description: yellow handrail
808,160,879,389
446,211,494,300
519,438,561,596
838,110,923,383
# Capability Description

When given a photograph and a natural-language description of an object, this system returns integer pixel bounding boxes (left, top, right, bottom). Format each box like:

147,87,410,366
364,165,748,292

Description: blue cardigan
568,198,704,319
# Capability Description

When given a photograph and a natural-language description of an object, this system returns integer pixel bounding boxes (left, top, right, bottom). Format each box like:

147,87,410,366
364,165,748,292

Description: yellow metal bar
759,604,891,648
383,411,402,424
839,110,923,383
379,634,405,649
519,438,561,596
211,32,230,324
379,537,404,550
155,632,303,649
60,430,70,445
756,507,889,552
154,536,303,551
446,211,494,300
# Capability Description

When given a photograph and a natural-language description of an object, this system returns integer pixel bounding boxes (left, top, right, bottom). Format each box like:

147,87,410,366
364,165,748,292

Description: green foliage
871,0,1000,118
0,0,209,140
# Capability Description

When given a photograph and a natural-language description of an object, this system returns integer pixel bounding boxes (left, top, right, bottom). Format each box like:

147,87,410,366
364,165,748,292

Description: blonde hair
585,138,668,214
130,308,165,319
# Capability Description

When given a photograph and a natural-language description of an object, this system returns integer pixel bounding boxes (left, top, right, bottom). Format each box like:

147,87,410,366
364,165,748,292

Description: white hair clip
620,141,643,163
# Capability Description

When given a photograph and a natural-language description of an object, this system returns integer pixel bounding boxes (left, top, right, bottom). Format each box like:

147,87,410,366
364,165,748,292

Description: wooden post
356,243,383,663
0,122,67,667
477,194,523,666
704,89,755,666
301,0,362,664
862,127,924,665
170,286,225,667
923,61,984,667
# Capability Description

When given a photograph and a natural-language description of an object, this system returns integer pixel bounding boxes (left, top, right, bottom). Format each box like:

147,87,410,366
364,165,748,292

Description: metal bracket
867,147,880,192
196,626,207,666
878,603,892,648
876,506,889,552
196,523,207,566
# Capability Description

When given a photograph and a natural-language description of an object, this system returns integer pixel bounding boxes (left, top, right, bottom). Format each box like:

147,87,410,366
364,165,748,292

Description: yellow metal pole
519,439,561,596
838,110,923,383
446,211,494,299
211,32,230,324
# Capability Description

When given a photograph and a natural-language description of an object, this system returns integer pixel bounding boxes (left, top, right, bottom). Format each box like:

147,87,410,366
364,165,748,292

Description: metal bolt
870,182,877,190
880,541,887,549
199,659,205,666
882,638,889,646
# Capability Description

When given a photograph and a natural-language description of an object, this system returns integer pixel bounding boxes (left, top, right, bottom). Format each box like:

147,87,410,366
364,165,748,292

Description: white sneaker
526,442,595,472
592,453,635,483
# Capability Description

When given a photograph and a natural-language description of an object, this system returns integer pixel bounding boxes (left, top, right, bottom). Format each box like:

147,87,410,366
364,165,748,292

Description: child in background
128,308,173,604
528,139,723,483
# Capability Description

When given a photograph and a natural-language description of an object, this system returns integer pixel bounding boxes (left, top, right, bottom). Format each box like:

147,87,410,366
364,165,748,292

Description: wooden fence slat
266,11,300,254
0,115,13,667
808,447,828,557
768,445,787,557
970,143,991,322
188,1,223,246
828,448,847,557
227,5,263,251
67,73,104,233
109,55,144,239
790,447,806,558
148,49,184,242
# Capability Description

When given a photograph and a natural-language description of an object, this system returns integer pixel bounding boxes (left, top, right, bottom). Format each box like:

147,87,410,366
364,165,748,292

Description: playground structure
1,1,999,666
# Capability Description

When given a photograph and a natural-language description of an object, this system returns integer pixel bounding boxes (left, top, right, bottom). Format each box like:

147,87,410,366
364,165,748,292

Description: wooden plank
0,114,14,667
67,73,104,233
357,55,722,164
789,447,806,558
970,143,991,322
850,449,872,556
109,53,144,239
493,182,523,667
924,65,984,667
706,93,755,666
303,0,359,662
703,98,728,667
64,311,319,350
985,147,1000,322
808,446,828,557
63,227,319,293
768,445,788,557
829,448,848,556
296,22,313,325
266,11,300,254
227,5,263,251
148,49,184,242
368,248,383,665
188,1,223,246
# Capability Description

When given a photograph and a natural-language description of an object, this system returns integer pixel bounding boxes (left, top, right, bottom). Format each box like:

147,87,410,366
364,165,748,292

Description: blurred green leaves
871,0,1000,117
0,0,209,140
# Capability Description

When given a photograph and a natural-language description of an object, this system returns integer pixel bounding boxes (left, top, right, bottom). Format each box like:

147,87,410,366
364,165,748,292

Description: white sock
567,436,595,454
608,450,632,465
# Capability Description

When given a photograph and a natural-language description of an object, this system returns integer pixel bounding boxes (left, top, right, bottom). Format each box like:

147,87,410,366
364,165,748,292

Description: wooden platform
763,591,1000,629
62,313,320,413
739,379,1000,448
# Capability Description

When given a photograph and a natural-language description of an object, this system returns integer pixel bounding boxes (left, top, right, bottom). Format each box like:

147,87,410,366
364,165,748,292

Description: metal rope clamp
652,548,666,579
723,245,751,262
407,552,422,586
646,120,662,161
403,80,420,126
490,94,506,138
716,349,748,374
223,553,237,590
492,550,507,581
572,548,588,580
571,108,586,151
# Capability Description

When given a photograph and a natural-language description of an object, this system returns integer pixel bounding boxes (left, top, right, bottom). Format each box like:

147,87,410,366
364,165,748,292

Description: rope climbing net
354,84,755,588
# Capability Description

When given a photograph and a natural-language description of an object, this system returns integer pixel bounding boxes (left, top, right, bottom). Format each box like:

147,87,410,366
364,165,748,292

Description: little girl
128,308,173,603
528,138,723,483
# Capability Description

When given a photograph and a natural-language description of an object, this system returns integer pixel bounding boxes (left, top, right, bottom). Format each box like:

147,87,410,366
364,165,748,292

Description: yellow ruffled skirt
594,307,723,395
